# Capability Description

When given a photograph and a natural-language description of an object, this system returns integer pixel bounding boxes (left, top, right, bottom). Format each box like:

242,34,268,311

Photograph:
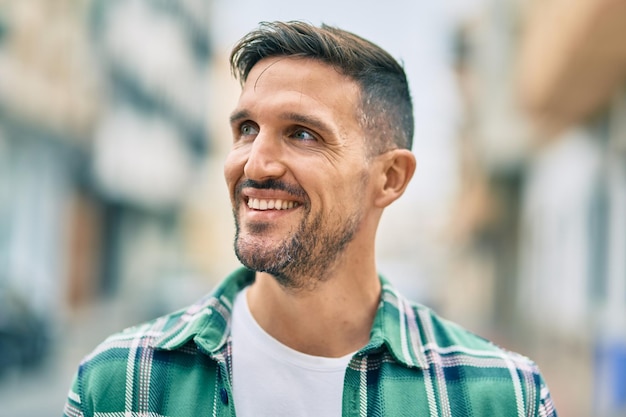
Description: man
64,21,557,416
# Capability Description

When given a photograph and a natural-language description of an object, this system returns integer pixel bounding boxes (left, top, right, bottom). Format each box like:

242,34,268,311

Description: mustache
236,179,307,199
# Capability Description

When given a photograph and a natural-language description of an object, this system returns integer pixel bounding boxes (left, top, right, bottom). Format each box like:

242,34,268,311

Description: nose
243,132,286,181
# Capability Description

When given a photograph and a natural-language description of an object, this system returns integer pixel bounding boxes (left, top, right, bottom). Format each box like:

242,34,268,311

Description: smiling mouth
247,198,300,211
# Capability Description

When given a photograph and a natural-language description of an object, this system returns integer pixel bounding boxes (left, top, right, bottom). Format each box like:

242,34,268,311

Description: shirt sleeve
63,371,85,417
537,375,558,417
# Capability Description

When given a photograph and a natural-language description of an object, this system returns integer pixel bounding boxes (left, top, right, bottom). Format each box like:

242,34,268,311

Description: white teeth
247,198,298,211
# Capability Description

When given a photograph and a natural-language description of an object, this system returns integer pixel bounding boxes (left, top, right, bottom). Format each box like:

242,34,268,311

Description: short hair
230,21,414,154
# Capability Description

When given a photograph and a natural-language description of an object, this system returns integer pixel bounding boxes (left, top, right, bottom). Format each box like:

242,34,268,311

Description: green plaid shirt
64,267,557,416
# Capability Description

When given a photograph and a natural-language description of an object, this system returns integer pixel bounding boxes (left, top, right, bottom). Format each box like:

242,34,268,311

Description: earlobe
374,149,416,208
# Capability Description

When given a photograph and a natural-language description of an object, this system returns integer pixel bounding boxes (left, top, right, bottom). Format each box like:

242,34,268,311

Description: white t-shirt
231,287,353,417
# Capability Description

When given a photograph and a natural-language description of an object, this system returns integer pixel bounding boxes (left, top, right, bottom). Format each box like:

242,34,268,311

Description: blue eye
240,122,258,137
292,129,315,141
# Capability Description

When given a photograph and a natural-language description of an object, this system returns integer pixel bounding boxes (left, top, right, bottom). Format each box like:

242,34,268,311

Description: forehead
235,57,362,129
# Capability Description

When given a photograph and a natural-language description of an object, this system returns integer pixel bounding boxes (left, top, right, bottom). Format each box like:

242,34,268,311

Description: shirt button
219,388,229,405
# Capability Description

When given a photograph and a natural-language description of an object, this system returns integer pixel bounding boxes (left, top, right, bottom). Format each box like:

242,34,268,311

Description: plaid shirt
64,267,557,417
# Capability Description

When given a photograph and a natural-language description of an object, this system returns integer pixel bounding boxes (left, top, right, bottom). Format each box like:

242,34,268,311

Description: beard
232,179,365,291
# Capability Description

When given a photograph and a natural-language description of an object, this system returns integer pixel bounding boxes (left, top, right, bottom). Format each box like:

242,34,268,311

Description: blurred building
518,1,626,415
450,0,626,415
0,0,98,356
0,0,214,378
87,0,213,316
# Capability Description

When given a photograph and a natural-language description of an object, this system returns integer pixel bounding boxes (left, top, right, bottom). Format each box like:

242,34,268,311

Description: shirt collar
362,276,428,369
151,267,255,353
152,269,427,369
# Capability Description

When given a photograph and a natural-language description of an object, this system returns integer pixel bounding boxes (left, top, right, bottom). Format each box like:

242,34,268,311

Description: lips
237,178,306,213
247,198,300,210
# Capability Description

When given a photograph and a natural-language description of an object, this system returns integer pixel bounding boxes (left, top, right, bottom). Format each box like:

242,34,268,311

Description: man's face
224,56,374,290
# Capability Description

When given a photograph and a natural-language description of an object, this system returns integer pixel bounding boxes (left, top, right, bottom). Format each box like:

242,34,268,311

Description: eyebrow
229,109,250,125
229,108,335,138
229,108,332,134
280,112,332,135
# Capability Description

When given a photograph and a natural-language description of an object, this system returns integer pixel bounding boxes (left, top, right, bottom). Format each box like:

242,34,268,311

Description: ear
374,149,416,208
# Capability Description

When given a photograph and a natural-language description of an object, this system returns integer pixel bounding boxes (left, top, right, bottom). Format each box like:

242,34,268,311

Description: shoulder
363,280,558,415
378,280,532,368
67,302,232,417
408,302,556,415
75,268,254,388
65,309,189,416
76,308,193,385
409,300,540,375
67,273,241,416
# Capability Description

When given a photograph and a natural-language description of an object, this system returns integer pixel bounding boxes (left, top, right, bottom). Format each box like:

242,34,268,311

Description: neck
246,258,381,358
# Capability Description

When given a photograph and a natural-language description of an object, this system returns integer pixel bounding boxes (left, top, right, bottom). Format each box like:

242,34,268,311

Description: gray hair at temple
229,21,414,155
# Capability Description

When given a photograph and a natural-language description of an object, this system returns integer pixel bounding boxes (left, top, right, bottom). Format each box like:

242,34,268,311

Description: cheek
341,169,372,204
224,151,246,196
224,151,245,204
315,172,366,212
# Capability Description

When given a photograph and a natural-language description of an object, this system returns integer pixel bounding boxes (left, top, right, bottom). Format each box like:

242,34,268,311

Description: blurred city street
1,0,626,416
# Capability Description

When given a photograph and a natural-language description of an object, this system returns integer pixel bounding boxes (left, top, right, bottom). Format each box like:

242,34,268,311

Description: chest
86,349,532,417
